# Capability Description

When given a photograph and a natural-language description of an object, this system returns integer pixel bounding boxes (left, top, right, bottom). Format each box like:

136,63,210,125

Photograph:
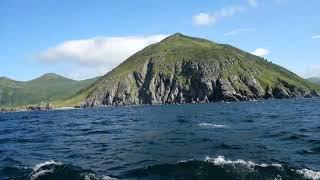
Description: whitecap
296,168,320,180
205,155,257,170
102,175,118,180
33,160,62,172
31,169,54,180
204,155,282,171
30,160,117,180
178,158,194,163
199,123,227,128
272,163,283,168
30,160,63,180
179,156,320,179
84,173,117,180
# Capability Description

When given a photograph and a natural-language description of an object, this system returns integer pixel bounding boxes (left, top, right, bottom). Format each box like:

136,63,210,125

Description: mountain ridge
73,33,319,107
30,73,72,82
0,73,96,83
307,77,320,84
0,73,99,107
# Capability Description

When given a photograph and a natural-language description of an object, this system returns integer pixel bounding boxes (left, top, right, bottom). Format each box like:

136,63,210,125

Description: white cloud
192,13,216,26
248,0,258,7
224,28,255,36
37,34,168,79
312,35,320,39
192,5,245,26
252,48,270,57
192,0,258,27
216,5,246,17
38,34,168,66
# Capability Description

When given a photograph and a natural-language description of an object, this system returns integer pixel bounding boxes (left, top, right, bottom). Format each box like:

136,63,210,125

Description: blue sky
1,0,319,80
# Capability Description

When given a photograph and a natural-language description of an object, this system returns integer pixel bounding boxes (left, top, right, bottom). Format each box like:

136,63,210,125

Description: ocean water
1,98,320,180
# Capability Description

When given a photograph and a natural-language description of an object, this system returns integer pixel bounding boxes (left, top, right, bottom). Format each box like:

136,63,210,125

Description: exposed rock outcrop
26,102,54,111
0,102,54,112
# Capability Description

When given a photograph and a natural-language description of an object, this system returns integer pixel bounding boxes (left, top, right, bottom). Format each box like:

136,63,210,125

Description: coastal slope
307,77,320,85
0,73,98,107
80,33,320,107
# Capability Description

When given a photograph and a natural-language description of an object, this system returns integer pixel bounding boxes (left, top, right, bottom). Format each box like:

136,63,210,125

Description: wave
30,160,117,180
205,155,282,169
0,160,116,180
30,160,63,180
199,122,227,128
122,156,320,180
1,158,320,180
297,169,320,180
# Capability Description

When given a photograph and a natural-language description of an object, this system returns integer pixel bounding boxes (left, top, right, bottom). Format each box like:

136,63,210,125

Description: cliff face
81,33,320,107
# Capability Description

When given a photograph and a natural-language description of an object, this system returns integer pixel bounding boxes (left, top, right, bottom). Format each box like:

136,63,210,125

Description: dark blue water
1,98,320,180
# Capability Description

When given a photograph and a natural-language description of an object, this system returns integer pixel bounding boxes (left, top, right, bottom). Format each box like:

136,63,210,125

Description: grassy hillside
307,77,320,84
0,73,98,107
94,33,317,89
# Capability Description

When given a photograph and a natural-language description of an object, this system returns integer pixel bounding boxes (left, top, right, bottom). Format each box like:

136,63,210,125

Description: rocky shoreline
1,97,319,112
0,102,54,113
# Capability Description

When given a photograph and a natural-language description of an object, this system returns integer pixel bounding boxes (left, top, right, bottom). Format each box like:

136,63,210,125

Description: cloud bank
38,35,168,66
37,34,168,79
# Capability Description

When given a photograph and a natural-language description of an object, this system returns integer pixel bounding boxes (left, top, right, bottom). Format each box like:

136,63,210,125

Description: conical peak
172,33,183,37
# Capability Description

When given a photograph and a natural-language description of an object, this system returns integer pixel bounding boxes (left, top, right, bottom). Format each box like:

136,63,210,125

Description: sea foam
199,123,227,128
30,160,117,180
30,160,63,180
84,173,117,180
204,155,282,171
296,168,320,180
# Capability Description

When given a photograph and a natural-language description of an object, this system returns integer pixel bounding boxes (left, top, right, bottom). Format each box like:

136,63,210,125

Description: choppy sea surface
1,98,320,180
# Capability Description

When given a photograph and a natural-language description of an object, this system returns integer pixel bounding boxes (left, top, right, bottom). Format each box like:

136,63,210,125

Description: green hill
0,73,98,107
307,77,320,84
64,33,320,107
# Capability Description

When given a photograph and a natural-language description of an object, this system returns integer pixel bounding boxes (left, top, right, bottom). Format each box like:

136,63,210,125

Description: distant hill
307,77,320,84
64,33,319,107
0,73,99,107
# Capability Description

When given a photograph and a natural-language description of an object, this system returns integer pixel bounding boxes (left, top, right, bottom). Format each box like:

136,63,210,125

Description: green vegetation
52,85,96,107
0,73,98,108
307,77,320,85
84,33,320,96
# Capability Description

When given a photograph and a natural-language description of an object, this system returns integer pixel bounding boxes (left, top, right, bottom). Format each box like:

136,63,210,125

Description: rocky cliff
81,33,320,107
